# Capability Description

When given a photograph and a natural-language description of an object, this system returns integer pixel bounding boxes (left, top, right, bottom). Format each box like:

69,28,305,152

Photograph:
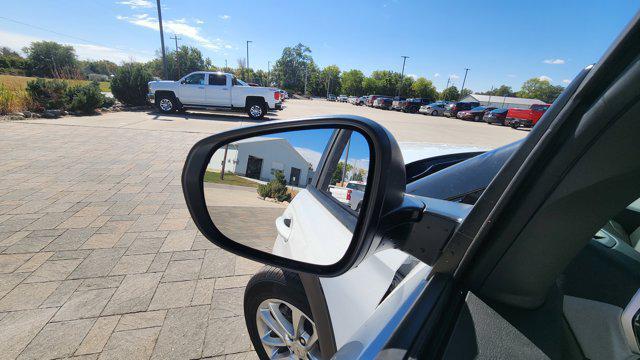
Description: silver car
419,102,449,116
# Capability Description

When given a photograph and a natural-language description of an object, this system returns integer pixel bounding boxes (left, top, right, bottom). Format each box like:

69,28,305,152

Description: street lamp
459,68,470,100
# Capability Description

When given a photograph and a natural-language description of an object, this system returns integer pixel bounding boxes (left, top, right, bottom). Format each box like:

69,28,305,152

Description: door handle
275,216,292,242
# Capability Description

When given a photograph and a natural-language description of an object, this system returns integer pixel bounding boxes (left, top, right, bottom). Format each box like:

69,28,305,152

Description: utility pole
341,137,351,184
267,61,270,87
245,40,252,81
156,0,168,79
220,145,229,180
487,85,494,106
170,34,181,78
459,68,470,100
326,76,330,98
303,64,308,95
224,59,227,69
445,77,451,89
397,56,409,97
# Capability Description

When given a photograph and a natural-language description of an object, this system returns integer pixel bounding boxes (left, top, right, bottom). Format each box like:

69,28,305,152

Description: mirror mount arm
384,195,472,266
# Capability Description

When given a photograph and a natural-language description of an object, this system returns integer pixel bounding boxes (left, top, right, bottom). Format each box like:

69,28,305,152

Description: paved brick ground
0,121,260,360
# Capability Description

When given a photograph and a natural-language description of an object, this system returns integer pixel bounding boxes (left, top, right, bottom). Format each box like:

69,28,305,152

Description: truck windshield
346,183,366,191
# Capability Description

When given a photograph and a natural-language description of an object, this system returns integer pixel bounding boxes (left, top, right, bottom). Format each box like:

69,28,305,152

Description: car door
178,73,206,104
206,73,231,107
335,13,640,359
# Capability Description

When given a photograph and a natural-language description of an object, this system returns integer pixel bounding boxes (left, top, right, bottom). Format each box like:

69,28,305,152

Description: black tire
474,115,481,122
247,100,267,119
431,110,438,116
510,122,519,129
245,266,316,360
156,93,177,114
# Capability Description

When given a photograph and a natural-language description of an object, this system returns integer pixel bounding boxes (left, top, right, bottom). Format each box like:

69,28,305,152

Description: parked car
366,95,385,107
457,106,497,121
328,181,366,211
348,96,358,104
355,96,367,106
483,108,509,125
390,97,407,111
147,71,281,119
338,95,349,102
401,98,433,113
443,101,480,118
373,97,393,109
505,103,552,128
327,94,337,101
419,101,449,116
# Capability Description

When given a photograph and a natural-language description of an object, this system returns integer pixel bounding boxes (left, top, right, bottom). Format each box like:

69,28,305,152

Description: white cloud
0,30,151,62
195,19,204,24
219,15,231,20
507,74,517,78
434,73,440,78
562,79,571,84
116,0,153,9
538,75,553,82
407,74,418,80
116,14,230,51
543,58,565,65
449,74,460,80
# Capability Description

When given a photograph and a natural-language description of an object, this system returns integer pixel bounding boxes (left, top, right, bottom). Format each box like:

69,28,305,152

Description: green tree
440,86,460,101
517,78,564,103
147,46,212,80
340,69,364,96
111,62,153,106
81,60,118,76
460,88,473,99
410,77,437,101
0,47,27,72
23,41,79,78
272,43,313,93
481,85,516,97
331,162,353,185
368,70,402,96
350,169,365,182
322,65,341,95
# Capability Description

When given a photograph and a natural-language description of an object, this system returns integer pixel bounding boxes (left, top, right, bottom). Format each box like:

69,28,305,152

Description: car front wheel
245,266,321,360
156,94,177,113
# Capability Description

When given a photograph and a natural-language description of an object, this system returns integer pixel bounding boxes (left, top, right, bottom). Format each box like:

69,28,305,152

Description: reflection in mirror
203,128,371,266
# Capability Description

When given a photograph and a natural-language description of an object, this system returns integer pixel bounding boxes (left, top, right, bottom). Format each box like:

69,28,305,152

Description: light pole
397,55,409,97
245,40,252,81
445,76,451,89
459,68,470,100
156,0,168,79
170,34,181,78
267,61,270,87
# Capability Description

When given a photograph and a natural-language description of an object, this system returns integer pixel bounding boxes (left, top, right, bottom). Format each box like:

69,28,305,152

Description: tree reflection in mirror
203,128,371,265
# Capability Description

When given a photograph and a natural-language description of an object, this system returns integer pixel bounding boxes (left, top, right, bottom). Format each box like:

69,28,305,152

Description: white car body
271,143,483,349
147,71,280,111
328,181,366,211
338,95,349,102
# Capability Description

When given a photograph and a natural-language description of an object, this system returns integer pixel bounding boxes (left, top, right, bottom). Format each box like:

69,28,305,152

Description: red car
505,104,552,128
366,95,385,107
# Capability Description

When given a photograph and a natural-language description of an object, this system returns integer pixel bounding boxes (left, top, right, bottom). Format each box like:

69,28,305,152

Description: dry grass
0,84,30,115
0,75,110,92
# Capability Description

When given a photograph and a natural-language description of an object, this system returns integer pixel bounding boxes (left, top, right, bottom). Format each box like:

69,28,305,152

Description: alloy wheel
250,104,264,118
256,299,320,359
159,98,173,112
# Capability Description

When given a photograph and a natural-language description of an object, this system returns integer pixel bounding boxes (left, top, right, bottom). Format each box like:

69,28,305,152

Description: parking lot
0,99,527,359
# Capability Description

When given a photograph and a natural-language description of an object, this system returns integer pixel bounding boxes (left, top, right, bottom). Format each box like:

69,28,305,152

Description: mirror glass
203,128,371,265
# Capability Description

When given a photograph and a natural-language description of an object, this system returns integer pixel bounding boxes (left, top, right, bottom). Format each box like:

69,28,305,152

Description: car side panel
319,249,409,348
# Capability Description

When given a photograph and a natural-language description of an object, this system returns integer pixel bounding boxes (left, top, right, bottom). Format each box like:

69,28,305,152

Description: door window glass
183,73,205,85
209,74,226,86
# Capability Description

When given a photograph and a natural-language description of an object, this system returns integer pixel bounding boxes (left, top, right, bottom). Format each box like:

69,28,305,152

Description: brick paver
0,121,260,359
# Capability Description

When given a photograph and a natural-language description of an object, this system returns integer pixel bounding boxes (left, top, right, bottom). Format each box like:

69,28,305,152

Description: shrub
26,78,67,111
0,84,29,114
257,171,292,202
102,96,115,108
111,63,153,106
64,81,105,113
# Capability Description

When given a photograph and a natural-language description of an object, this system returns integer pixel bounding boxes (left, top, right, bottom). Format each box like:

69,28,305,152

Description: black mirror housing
182,115,412,276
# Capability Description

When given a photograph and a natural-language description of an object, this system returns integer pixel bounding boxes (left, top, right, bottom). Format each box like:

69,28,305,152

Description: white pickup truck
328,181,366,211
147,71,282,119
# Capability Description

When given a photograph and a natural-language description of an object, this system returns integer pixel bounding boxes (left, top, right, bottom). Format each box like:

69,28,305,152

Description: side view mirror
182,116,424,276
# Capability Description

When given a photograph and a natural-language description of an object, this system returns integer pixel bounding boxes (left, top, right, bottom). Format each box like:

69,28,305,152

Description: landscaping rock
9,113,25,120
43,109,62,118
22,111,32,118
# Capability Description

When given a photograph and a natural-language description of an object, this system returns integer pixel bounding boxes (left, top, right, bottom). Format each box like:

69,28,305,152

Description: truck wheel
156,93,177,114
247,100,267,119
510,122,519,129
245,266,321,360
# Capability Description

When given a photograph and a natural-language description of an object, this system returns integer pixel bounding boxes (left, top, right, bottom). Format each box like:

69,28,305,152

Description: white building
208,137,314,187
461,94,546,109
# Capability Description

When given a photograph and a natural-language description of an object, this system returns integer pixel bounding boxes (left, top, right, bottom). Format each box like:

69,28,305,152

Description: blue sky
1,0,638,91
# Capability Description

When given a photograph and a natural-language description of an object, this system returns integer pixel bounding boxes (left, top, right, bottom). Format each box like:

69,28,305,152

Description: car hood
399,142,486,164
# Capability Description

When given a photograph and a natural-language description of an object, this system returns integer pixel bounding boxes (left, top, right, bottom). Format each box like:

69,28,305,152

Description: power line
0,15,150,58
